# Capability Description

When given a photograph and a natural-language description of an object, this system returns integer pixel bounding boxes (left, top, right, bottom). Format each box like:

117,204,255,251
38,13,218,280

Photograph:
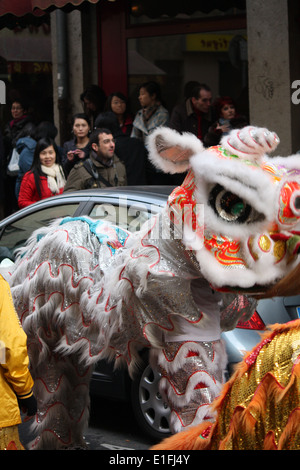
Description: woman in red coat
18,137,66,209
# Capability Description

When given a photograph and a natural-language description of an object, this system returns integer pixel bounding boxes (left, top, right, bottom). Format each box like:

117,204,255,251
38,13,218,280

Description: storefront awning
0,0,100,29
32,0,100,13
0,0,48,29
0,0,246,30
0,0,47,29
131,0,246,18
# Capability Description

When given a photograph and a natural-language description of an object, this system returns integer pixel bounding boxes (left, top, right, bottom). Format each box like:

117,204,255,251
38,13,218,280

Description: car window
89,202,157,232
0,203,79,255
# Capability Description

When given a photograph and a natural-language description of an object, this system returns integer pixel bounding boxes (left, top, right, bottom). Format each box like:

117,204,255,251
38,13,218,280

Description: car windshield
0,203,79,255
0,196,164,260
89,202,154,232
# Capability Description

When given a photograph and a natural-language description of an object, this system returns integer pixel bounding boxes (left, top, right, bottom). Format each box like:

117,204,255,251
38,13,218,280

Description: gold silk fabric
0,426,24,450
152,320,300,450
208,321,300,450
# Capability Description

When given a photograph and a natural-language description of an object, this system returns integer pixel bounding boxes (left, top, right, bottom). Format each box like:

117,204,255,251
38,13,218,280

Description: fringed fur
151,421,214,451
147,127,203,174
151,321,300,450
220,126,279,161
278,406,300,449
151,340,227,375
150,340,225,434
256,262,300,298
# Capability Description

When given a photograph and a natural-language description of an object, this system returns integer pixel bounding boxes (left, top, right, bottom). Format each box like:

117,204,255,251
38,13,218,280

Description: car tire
130,352,171,441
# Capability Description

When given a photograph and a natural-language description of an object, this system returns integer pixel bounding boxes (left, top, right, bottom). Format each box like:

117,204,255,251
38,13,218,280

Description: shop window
127,31,248,118
129,0,246,25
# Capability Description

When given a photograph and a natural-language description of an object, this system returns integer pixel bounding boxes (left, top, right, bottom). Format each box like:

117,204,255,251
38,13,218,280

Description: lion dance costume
152,320,300,450
7,126,300,449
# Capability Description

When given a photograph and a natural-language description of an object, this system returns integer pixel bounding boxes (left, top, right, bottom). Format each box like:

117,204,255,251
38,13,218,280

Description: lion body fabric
9,126,300,449
152,320,300,450
11,213,249,448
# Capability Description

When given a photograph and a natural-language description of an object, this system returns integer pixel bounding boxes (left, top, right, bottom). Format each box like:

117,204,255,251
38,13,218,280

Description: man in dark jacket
95,112,147,185
169,84,212,145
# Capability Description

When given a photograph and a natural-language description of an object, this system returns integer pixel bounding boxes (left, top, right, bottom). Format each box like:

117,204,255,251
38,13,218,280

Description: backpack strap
83,159,113,187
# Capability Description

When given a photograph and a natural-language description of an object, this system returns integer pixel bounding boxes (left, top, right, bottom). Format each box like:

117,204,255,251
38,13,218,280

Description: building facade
1,0,300,155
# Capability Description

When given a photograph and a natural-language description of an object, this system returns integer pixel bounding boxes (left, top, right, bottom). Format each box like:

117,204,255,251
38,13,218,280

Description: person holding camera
62,113,91,176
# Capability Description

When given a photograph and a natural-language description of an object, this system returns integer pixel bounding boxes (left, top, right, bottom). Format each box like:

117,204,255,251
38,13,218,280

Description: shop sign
7,61,52,74
186,33,243,52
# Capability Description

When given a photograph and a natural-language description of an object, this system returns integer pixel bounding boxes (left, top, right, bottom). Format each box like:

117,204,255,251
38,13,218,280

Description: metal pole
55,9,69,145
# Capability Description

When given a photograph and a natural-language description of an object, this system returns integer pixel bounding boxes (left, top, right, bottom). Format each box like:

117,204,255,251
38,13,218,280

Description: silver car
0,187,297,440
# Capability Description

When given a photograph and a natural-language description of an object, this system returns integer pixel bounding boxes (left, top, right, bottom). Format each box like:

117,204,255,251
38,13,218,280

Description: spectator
3,99,34,156
169,83,212,144
104,92,133,136
131,81,170,184
0,130,4,219
64,128,127,192
183,80,200,100
15,126,37,199
62,113,91,176
0,274,37,450
3,99,34,215
15,121,60,199
80,85,106,128
131,81,169,143
204,96,248,147
95,111,146,185
34,121,60,143
18,137,66,209
34,121,63,161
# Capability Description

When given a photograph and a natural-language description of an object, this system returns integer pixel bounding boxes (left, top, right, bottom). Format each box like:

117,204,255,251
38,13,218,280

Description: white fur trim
221,126,280,162
169,405,217,433
268,154,300,172
146,126,204,174
189,149,279,241
159,371,221,406
194,243,299,290
152,340,227,374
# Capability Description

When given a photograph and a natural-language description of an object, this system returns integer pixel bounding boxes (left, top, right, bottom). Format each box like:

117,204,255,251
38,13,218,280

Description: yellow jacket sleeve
0,275,34,398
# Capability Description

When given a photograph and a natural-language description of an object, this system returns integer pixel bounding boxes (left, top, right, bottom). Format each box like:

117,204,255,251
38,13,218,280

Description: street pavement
85,396,154,450
18,396,155,450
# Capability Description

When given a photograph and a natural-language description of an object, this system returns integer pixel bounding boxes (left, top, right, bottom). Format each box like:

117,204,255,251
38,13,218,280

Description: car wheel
130,354,171,441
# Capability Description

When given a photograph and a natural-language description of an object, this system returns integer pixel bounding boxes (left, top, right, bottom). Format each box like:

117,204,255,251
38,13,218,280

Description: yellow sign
186,34,242,52
8,61,52,74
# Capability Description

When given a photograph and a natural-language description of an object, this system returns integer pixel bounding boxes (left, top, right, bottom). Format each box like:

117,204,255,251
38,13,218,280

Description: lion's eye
209,184,265,224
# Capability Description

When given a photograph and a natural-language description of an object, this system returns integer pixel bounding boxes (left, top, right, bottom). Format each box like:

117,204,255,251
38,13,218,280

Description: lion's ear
147,127,204,174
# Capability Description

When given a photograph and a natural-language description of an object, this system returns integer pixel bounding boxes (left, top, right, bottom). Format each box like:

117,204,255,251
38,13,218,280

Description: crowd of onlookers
0,81,248,218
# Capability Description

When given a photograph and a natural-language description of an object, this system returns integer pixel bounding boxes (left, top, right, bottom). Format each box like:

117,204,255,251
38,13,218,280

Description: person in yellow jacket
0,274,37,450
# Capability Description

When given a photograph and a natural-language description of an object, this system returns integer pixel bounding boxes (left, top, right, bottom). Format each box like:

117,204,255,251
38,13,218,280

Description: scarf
9,115,28,128
142,103,160,124
41,164,66,194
